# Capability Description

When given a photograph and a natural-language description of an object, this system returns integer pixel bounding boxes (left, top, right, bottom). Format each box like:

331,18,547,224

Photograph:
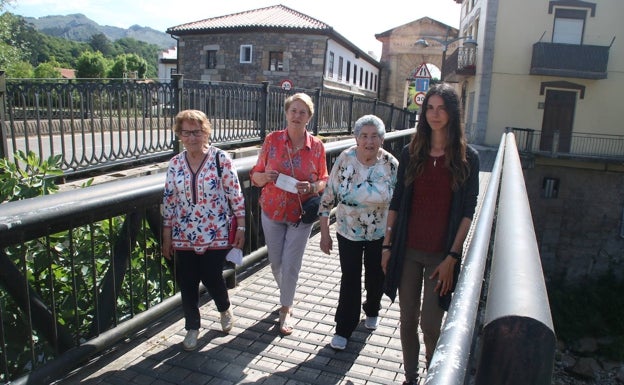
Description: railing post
408,110,417,128
171,73,183,154
312,88,321,135
259,81,270,141
0,71,7,159
551,129,560,156
348,95,355,134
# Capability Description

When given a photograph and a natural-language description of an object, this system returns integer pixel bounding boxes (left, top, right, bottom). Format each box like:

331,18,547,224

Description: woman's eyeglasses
179,130,204,137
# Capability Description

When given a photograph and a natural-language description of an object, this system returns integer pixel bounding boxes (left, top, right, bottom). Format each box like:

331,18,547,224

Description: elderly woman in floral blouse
162,109,245,351
319,114,398,350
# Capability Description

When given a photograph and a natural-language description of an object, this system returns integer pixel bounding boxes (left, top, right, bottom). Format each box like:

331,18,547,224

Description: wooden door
540,90,576,152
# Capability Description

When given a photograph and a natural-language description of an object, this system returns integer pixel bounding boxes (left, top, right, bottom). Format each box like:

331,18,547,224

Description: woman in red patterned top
162,110,245,351
250,93,328,335
381,84,480,384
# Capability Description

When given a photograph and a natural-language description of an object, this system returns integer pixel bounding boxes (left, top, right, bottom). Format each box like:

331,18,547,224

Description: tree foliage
1,11,161,78
75,50,110,78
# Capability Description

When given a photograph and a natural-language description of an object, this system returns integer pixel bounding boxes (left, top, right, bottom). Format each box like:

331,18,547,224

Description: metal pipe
474,133,555,385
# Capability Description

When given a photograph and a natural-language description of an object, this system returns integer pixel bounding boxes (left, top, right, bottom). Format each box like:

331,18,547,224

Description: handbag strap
286,144,305,217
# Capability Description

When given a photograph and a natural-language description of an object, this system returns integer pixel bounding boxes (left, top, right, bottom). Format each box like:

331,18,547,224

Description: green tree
0,11,31,71
34,60,61,78
75,50,109,78
89,33,114,56
6,60,34,78
108,54,127,79
109,53,148,79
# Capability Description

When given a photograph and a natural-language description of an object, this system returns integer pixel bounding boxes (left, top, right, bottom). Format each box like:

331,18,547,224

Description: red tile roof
57,68,76,79
167,4,331,34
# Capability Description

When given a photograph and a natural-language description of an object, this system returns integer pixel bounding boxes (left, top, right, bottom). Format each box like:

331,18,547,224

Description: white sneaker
182,329,199,351
365,316,379,330
220,309,234,333
330,334,348,350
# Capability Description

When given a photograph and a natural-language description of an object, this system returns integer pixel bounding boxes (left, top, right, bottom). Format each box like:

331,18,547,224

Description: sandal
278,309,294,335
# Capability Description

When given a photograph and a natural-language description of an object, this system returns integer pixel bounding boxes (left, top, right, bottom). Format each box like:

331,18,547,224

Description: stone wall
178,32,326,90
524,158,624,284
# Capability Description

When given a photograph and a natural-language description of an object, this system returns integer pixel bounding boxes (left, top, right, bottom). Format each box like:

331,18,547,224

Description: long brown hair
405,83,469,189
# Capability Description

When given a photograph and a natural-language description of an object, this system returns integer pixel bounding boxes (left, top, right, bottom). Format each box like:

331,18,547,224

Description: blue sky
8,0,461,58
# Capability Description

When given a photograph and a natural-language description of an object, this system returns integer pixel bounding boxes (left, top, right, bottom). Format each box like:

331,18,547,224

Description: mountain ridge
22,13,176,49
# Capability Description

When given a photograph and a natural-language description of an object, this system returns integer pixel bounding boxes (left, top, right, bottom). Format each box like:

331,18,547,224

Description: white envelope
226,247,243,266
275,173,299,194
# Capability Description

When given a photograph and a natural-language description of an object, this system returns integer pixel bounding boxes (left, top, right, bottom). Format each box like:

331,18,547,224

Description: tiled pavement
54,146,497,385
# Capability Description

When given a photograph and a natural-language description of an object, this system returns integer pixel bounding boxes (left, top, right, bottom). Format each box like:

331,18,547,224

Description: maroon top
407,155,452,252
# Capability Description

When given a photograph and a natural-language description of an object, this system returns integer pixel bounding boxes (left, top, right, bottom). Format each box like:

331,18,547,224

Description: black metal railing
1,74,412,178
530,42,610,79
0,131,414,384
443,46,477,82
510,127,624,160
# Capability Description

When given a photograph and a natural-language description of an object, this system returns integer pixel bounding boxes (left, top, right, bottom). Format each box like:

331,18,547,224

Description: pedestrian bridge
0,131,555,385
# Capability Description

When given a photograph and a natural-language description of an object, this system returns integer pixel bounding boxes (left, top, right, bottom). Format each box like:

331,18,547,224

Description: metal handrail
0,131,414,384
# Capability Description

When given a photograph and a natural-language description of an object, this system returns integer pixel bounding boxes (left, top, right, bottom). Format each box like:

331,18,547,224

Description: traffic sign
413,63,432,79
280,79,293,90
414,92,426,106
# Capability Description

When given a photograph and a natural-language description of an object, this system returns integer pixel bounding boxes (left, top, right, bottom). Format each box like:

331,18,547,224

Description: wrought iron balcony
530,42,609,79
442,47,477,82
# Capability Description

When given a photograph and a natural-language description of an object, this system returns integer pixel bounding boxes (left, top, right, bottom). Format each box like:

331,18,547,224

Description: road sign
413,63,432,79
414,78,430,92
414,92,426,106
280,79,293,90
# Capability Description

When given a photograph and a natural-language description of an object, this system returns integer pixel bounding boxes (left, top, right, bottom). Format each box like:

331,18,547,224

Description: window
328,52,335,78
206,50,217,69
338,57,344,81
359,68,363,87
346,61,351,82
353,64,357,84
240,45,252,63
269,51,284,71
553,9,586,44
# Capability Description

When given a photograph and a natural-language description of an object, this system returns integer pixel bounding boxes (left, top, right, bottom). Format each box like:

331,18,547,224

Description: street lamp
414,30,477,81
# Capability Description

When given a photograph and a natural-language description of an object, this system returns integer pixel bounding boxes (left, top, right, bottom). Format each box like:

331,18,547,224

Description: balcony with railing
442,46,477,83
530,42,610,79
510,127,624,161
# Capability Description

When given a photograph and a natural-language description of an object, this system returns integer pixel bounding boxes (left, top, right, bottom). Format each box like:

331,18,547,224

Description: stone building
375,17,460,109
166,5,380,97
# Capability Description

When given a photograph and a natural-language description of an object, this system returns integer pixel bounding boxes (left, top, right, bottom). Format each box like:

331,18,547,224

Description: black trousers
335,234,385,338
175,248,230,330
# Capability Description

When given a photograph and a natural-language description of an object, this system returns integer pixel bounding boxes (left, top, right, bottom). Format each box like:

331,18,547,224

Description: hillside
22,13,176,49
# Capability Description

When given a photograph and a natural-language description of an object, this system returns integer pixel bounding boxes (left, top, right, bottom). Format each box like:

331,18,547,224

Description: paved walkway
54,147,497,385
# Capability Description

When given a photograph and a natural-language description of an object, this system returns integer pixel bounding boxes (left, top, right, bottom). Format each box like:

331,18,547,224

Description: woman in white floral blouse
162,110,245,351
319,114,398,351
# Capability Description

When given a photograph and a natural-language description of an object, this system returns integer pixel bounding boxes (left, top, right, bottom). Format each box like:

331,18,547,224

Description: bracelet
448,251,461,260
237,226,246,231
382,249,391,253
382,244,392,250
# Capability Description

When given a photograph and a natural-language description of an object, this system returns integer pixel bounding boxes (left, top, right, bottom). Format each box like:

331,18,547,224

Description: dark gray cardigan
383,144,480,310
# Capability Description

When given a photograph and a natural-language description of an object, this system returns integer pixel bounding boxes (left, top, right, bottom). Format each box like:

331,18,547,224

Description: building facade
454,0,624,284
166,5,380,97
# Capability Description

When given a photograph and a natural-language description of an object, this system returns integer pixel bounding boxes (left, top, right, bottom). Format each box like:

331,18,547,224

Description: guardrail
0,130,413,384
1,74,412,178
510,127,624,160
